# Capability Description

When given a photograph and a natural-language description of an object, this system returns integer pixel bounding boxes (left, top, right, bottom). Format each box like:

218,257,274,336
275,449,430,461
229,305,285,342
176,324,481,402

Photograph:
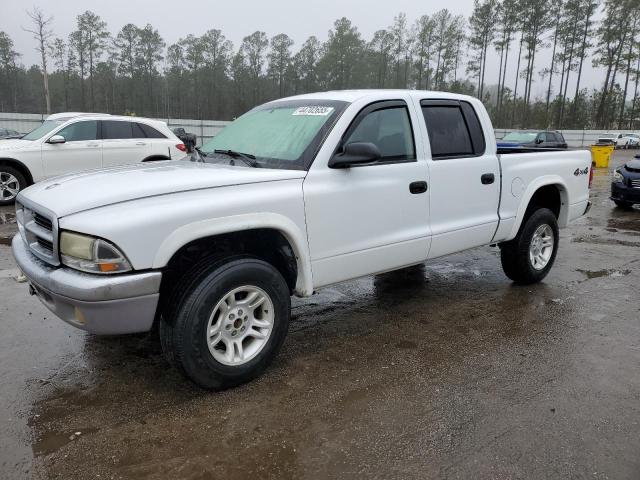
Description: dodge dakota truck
12,90,592,389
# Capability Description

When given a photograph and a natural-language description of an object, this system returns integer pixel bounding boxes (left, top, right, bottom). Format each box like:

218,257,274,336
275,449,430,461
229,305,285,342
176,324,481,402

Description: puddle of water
607,217,640,233
32,427,98,457
572,235,640,248
0,212,16,225
576,269,632,279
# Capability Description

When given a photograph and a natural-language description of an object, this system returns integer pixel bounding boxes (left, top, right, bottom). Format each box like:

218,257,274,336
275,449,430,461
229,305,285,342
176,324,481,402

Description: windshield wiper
213,149,261,168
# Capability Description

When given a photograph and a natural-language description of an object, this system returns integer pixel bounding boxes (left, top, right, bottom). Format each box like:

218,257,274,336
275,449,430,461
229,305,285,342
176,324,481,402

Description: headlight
60,231,132,274
613,169,624,183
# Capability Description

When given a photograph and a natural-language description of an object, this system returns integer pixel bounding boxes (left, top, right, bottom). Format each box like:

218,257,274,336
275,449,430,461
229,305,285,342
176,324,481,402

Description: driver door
303,99,431,288
42,120,102,178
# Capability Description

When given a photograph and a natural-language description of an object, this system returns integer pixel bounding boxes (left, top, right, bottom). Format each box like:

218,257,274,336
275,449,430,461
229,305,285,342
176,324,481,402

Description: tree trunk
498,40,511,126
496,39,505,116
619,18,637,126
546,16,560,123
512,33,524,126
480,36,489,100
629,52,640,129
571,1,596,119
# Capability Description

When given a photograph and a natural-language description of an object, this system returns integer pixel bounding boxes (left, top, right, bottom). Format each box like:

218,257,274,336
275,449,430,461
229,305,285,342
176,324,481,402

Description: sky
2,0,606,100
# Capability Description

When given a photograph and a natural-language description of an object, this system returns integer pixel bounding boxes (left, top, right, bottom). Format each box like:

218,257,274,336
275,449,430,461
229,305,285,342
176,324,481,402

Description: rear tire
500,208,559,285
0,166,27,206
614,200,633,209
160,257,290,390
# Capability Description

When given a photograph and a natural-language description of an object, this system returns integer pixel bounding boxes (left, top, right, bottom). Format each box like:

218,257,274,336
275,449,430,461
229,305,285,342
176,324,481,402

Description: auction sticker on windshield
292,106,334,116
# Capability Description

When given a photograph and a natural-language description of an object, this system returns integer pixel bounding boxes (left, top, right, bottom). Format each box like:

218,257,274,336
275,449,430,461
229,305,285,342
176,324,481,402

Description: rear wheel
614,200,633,209
0,166,26,206
500,208,559,285
160,257,290,390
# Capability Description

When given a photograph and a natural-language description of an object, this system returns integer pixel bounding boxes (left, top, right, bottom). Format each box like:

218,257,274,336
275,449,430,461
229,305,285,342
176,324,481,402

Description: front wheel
160,257,291,390
500,208,559,285
0,166,26,206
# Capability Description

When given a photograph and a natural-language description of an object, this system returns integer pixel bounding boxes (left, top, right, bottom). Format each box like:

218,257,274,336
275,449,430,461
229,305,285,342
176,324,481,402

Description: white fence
0,112,230,146
0,112,634,148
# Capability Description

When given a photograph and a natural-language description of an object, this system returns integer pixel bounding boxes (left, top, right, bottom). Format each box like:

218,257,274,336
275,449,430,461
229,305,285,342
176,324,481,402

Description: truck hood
19,160,306,217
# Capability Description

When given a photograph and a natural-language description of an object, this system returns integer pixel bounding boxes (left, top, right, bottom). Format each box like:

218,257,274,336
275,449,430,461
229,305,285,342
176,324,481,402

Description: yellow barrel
590,144,614,168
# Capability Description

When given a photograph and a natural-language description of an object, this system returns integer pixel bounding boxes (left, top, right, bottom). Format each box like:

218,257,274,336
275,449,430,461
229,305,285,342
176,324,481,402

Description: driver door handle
409,181,428,194
481,173,495,185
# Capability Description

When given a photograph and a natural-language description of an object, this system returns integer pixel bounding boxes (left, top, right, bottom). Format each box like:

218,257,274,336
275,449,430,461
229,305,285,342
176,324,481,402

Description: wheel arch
508,178,568,240
153,213,313,296
142,155,170,162
0,158,34,186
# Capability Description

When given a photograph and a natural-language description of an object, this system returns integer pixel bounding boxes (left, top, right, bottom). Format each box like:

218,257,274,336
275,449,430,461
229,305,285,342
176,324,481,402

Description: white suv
0,113,186,205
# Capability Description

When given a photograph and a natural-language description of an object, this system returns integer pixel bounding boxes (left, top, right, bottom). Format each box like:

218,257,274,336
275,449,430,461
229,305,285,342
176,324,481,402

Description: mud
1,151,639,479
0,210,16,245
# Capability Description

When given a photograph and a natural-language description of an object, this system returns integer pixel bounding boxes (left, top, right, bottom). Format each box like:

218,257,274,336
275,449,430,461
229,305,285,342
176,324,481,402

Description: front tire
0,166,26,206
500,208,559,285
160,257,290,390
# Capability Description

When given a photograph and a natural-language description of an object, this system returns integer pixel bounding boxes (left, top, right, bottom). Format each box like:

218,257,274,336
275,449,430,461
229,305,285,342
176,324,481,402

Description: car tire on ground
160,256,291,390
614,200,633,209
0,166,27,206
500,208,559,285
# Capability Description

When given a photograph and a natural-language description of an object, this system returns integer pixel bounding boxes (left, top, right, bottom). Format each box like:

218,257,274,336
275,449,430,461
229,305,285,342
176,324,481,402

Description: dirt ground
1,150,639,479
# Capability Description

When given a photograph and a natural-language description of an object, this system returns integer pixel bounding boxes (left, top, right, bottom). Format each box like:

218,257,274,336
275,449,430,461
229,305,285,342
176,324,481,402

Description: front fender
152,212,314,296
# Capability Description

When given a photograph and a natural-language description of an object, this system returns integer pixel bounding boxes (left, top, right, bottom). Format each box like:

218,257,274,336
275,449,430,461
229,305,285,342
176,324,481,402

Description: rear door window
421,100,485,159
102,121,134,140
132,123,147,138
138,123,166,138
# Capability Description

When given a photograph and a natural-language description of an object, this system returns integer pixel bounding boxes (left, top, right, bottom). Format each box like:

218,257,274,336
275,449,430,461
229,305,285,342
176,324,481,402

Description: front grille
16,201,59,266
36,237,54,253
33,212,53,231
630,179,640,189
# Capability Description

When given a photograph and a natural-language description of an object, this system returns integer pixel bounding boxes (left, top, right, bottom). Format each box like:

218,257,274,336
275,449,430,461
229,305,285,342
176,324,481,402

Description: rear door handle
135,142,147,146
409,181,428,194
481,173,495,185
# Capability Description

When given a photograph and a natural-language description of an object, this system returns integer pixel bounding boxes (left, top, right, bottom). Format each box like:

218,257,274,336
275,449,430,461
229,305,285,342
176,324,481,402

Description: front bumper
12,234,162,335
611,182,640,204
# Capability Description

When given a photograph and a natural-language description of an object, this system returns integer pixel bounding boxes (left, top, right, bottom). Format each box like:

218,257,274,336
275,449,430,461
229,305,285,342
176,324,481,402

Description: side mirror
328,142,382,169
47,135,66,144
535,137,544,144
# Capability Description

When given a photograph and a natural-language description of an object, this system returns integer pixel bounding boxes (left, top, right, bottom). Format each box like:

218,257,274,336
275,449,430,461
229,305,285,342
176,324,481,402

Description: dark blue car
611,157,640,208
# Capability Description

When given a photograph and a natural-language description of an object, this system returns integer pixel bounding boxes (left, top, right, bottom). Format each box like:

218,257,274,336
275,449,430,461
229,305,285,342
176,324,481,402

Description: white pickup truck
12,90,592,389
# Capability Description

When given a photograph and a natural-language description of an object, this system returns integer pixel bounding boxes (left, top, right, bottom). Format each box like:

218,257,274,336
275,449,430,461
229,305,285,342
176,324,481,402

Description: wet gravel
1,151,639,479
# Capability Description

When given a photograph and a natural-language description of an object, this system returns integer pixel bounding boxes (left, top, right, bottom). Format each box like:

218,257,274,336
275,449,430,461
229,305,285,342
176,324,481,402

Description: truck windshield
502,132,538,143
22,120,66,141
199,100,347,170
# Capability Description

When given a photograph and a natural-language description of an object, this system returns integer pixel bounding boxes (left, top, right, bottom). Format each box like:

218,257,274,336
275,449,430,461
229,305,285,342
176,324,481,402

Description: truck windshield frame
200,99,349,171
